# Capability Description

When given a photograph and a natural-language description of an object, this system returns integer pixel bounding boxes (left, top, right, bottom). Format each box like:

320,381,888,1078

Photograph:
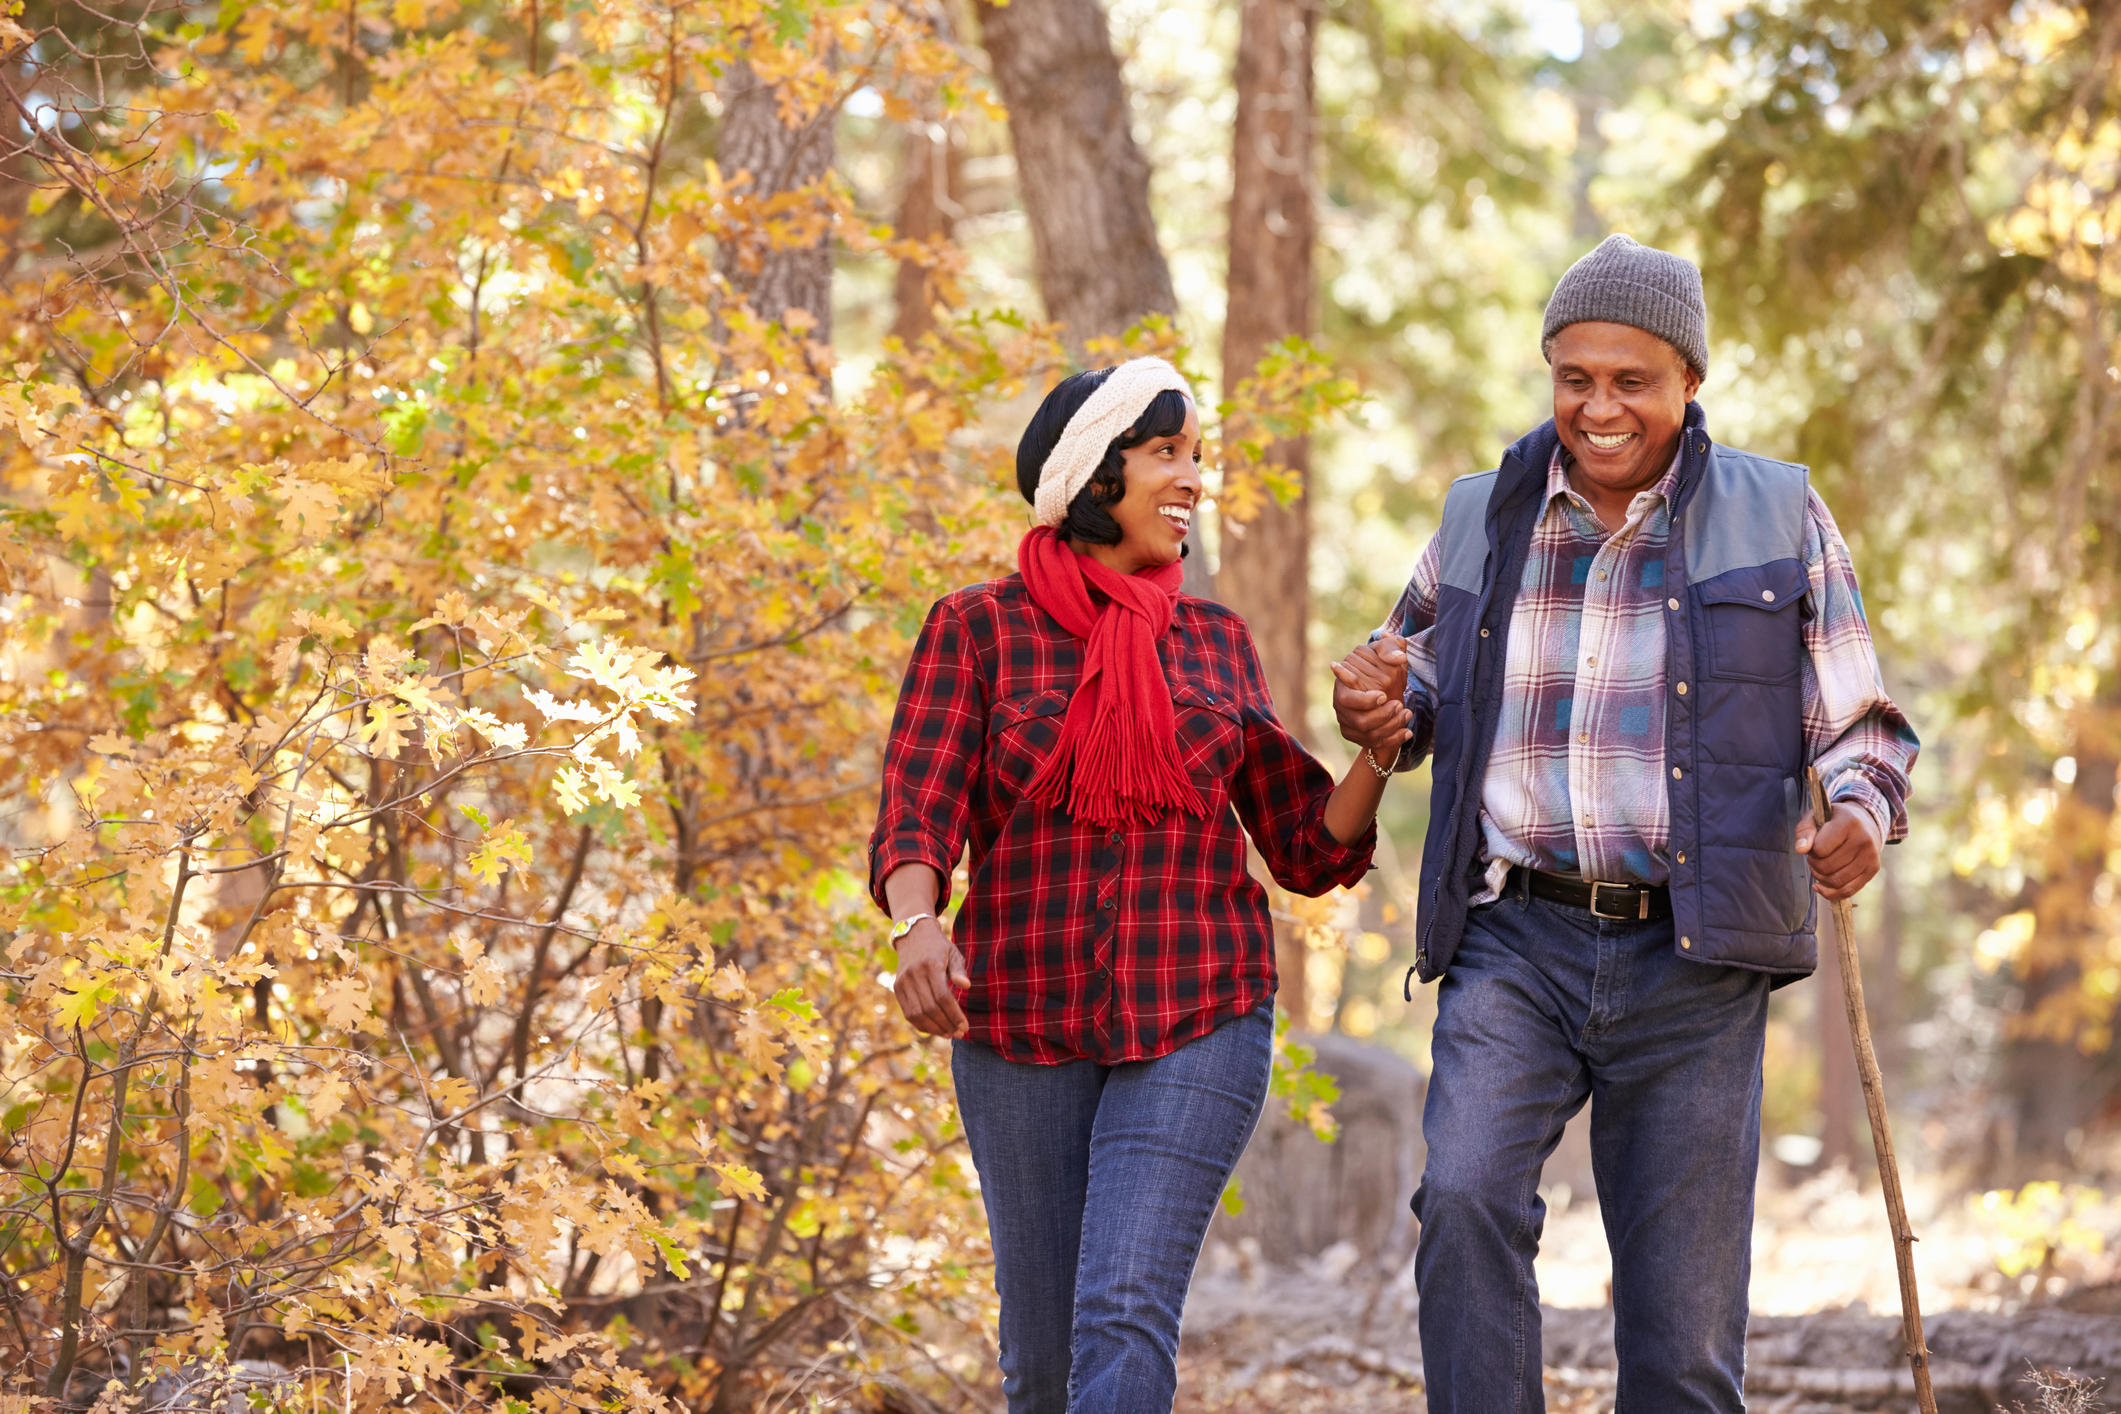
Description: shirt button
1667,597,1680,611
1577,732,1588,744
1676,681,1688,695
1582,815,1594,827
1109,831,1122,843
1586,655,1598,667
1596,569,1608,581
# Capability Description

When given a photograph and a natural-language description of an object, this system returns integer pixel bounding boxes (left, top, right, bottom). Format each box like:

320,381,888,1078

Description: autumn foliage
0,0,1082,1405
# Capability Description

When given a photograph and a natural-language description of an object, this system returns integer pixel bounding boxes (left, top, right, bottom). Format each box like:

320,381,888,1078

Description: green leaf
647,1228,691,1281
1219,1175,1246,1217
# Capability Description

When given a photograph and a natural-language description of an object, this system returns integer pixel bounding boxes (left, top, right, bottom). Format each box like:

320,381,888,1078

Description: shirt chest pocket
1699,560,1809,684
988,689,1072,792
1171,681,1245,783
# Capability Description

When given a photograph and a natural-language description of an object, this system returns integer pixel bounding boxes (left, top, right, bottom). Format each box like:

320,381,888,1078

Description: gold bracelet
1364,747,1392,780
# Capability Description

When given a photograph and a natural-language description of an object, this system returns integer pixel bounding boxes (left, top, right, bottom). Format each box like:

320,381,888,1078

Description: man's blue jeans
952,1003,1274,1414
1414,882,1770,1414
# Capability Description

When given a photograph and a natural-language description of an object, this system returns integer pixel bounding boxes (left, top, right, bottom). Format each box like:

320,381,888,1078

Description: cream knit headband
1032,357,1196,528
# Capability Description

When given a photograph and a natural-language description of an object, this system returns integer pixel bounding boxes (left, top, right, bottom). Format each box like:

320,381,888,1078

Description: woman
868,356,1407,1414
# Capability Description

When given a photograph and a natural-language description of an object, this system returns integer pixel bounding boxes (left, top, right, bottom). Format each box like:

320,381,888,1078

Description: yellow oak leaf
303,1075,351,1124
710,1162,768,1203
381,1225,418,1264
317,975,372,1030
466,823,531,886
428,1075,476,1114
275,479,339,541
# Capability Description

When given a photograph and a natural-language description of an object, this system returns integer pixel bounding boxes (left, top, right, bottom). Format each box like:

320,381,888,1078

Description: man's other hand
1332,634,1413,754
1795,800,1884,902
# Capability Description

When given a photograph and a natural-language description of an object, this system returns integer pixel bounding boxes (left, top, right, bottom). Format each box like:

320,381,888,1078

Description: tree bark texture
1214,0,1316,739
716,59,836,338
890,122,962,346
972,0,1176,352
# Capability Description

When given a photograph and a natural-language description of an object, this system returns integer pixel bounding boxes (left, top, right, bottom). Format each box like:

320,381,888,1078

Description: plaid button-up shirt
1388,447,1918,902
871,574,1374,1065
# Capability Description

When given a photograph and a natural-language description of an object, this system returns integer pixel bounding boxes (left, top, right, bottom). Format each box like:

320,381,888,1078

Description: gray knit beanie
1541,234,1708,378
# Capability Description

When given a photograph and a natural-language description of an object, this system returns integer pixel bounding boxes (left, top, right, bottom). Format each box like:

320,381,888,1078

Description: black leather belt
1514,866,1671,921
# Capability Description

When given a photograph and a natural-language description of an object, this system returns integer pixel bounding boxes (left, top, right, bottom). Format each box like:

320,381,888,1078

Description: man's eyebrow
1554,361,1667,378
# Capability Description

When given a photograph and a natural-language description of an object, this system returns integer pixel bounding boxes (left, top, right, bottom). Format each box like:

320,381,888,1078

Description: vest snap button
1672,767,1682,780
1681,936,1692,949
1667,597,1680,611
1480,628,1490,637
1762,589,1776,603
1676,681,1688,695
1677,851,1686,864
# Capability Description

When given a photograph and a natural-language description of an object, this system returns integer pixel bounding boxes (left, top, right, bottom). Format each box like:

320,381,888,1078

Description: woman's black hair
1016,370,1193,548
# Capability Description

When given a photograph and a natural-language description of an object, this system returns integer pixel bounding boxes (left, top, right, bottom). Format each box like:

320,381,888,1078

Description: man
1332,234,1918,1413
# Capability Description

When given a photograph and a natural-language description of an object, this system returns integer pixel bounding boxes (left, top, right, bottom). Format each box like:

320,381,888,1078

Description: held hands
1795,800,1884,902
892,918,970,1039
1331,633,1414,755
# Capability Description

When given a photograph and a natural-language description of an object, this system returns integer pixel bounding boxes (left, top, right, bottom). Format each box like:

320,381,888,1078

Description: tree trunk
972,0,1214,594
1999,674,2121,1175
971,0,1176,353
890,122,961,346
1214,0,1316,740
716,59,836,338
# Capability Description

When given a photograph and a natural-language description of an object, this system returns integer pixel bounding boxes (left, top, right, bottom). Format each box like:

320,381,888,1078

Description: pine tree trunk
1215,0,1316,739
971,0,1176,352
716,59,836,337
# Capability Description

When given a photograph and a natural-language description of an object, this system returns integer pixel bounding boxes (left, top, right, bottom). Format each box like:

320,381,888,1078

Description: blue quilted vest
1411,406,1819,985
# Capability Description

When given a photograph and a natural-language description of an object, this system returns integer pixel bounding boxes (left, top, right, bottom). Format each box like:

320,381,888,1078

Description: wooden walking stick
1807,767,1938,1414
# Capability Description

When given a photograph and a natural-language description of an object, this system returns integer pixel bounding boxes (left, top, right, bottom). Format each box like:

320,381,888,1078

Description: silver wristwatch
888,912,936,946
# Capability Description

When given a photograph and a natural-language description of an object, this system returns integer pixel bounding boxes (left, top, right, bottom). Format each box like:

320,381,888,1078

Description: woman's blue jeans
1415,883,1771,1414
951,1003,1274,1414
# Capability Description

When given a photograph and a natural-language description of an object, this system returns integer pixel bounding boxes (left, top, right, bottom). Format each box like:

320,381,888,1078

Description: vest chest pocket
988,688,1072,791
1170,681,1246,782
1698,559,1809,684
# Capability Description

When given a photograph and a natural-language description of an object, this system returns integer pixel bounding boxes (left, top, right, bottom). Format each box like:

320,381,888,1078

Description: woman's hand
893,918,970,1039
1331,635,1413,753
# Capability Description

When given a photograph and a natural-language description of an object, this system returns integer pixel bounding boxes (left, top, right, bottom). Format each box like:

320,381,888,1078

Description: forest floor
1173,1169,2121,1414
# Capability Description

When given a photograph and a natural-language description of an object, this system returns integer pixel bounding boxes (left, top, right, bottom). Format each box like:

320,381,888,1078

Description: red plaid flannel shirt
869,574,1374,1065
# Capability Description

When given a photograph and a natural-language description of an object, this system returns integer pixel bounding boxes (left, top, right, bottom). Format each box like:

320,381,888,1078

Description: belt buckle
1588,881,1645,921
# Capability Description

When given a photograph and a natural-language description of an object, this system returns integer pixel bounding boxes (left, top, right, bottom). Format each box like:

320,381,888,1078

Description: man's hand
1795,801,1884,902
1332,634,1413,754
892,918,970,1039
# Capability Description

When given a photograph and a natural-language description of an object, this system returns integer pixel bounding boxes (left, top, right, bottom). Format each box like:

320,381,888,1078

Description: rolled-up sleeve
868,597,986,914
1228,630,1375,895
1380,530,1444,770
1802,490,1920,840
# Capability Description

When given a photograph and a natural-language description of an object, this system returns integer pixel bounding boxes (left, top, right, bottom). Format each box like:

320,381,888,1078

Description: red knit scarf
1016,526,1207,829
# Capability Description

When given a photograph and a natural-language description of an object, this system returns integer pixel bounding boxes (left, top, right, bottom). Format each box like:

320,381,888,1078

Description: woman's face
1097,400,1203,574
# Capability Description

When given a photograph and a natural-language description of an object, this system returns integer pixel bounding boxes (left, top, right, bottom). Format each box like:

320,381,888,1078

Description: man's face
1548,321,1703,497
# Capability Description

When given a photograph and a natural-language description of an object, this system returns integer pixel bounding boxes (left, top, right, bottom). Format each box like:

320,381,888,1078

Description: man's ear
1681,358,1702,401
